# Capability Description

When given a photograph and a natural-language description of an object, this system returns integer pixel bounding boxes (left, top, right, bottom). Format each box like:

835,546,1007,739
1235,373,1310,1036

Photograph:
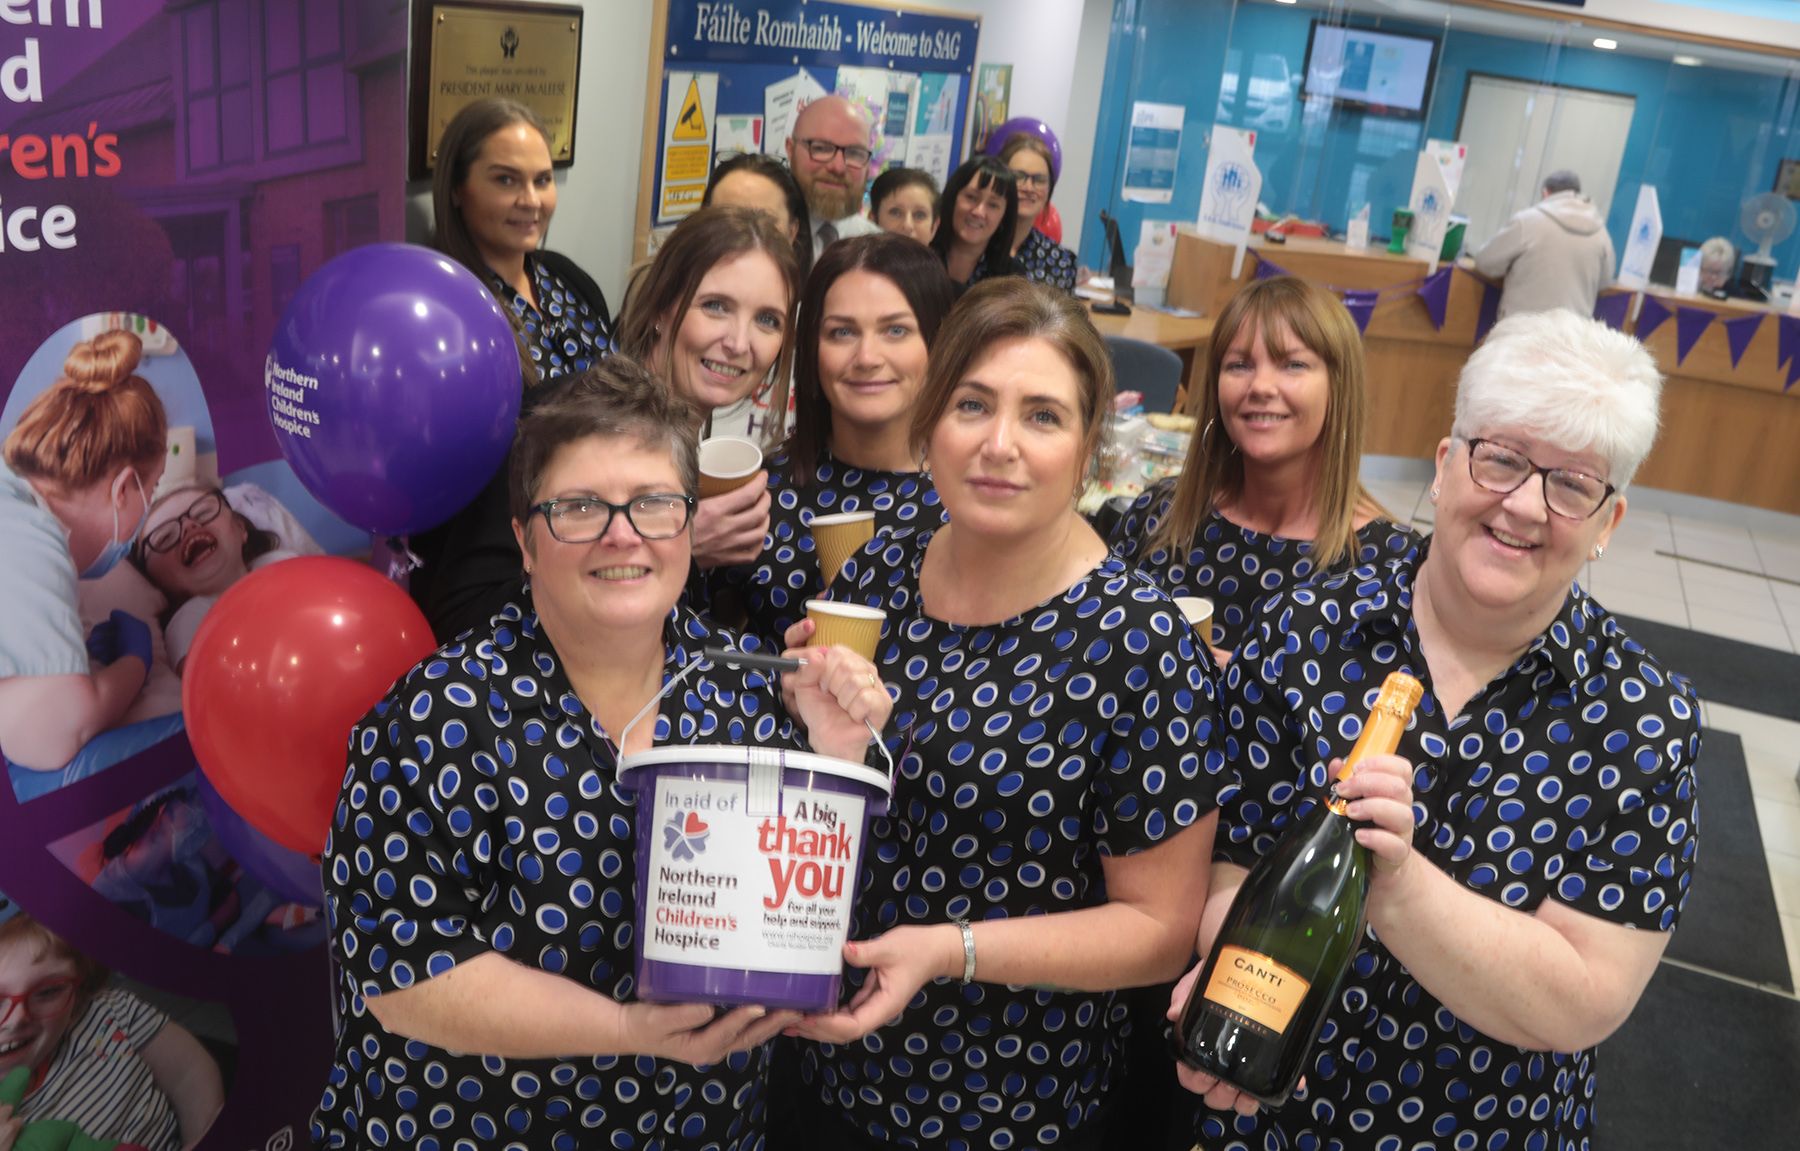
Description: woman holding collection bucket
1108,276,1421,665
783,279,1228,1150
311,358,891,1149
699,233,955,645
617,207,804,573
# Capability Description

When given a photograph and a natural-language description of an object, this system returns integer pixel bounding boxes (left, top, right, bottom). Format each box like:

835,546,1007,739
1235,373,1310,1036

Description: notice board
637,0,983,255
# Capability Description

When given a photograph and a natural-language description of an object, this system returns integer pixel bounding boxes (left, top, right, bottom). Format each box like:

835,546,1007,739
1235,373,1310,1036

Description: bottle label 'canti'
1201,944,1312,1035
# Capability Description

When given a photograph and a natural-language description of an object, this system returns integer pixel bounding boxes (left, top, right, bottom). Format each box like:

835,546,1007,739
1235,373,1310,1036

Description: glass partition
1082,0,1800,300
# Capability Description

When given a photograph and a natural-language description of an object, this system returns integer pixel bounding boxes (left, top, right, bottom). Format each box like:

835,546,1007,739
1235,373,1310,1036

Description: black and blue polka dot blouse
487,252,613,381
312,593,796,1150
798,528,1229,1149
697,447,944,648
1109,479,1423,651
1015,228,1078,292
1198,544,1701,1151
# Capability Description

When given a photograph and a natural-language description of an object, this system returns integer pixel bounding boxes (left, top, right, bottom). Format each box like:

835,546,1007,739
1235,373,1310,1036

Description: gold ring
867,672,880,689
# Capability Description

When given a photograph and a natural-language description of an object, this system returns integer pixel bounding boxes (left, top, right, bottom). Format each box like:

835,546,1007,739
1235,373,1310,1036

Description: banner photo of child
0,900,230,1150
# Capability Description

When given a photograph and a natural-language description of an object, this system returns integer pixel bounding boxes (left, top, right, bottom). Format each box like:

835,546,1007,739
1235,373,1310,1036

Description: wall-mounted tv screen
1303,23,1440,116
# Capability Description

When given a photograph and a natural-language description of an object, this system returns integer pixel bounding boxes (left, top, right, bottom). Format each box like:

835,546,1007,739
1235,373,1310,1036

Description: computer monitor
1648,234,1699,288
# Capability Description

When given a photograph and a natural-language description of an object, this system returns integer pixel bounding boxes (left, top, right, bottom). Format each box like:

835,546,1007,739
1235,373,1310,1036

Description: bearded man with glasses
784,94,883,253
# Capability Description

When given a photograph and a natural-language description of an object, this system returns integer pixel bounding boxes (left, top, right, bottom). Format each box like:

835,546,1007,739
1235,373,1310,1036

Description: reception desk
1163,229,1800,515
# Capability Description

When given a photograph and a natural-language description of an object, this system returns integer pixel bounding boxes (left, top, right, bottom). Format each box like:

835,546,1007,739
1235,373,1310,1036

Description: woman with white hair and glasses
1173,309,1703,1151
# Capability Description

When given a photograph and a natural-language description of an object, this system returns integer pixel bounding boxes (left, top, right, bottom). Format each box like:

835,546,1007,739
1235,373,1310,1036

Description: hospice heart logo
663,810,711,861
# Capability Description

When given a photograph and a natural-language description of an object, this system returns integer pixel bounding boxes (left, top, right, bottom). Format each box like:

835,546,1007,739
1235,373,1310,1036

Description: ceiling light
1672,54,1703,66
1593,38,1618,50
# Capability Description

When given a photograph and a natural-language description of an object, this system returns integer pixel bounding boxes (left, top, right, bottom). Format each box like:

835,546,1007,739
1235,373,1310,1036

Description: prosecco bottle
1169,670,1424,1106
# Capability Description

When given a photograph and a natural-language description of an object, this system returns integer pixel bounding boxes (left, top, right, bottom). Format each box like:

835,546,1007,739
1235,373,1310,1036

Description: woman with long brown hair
616,206,804,571
1109,275,1420,664
410,97,615,640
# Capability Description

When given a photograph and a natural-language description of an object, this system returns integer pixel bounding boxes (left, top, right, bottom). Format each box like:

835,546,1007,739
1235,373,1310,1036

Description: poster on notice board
647,0,982,230
1,2,409,1145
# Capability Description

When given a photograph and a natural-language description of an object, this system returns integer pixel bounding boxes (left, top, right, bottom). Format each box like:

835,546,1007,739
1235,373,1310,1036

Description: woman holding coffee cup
698,233,955,644
1108,276,1420,665
617,206,803,571
782,279,1228,1151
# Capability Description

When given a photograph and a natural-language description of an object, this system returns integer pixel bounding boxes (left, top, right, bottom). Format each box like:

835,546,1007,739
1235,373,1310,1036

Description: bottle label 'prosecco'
1201,944,1312,1035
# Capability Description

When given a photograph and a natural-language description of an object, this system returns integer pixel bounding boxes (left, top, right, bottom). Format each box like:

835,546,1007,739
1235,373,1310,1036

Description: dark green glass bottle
1169,671,1422,1106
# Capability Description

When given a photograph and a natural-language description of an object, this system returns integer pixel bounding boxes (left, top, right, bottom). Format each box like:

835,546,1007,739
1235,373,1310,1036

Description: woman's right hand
691,473,771,570
1166,964,1269,1117
620,1000,798,1067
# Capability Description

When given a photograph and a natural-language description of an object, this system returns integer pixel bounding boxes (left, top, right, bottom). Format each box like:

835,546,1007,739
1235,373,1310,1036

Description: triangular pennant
1788,350,1800,392
1254,255,1287,280
1417,267,1452,330
1673,306,1714,365
1474,280,1501,344
1779,314,1800,370
1592,292,1631,331
1342,289,1378,335
1636,294,1672,340
1721,313,1764,369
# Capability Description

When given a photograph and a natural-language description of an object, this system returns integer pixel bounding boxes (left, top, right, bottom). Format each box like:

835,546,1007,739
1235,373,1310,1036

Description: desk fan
1739,191,1796,293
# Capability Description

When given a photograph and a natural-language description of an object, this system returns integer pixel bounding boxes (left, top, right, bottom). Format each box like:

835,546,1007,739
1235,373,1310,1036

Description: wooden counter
1163,229,1800,515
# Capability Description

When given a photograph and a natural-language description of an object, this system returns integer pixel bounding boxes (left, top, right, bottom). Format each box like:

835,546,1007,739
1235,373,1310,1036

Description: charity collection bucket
617,745,893,1012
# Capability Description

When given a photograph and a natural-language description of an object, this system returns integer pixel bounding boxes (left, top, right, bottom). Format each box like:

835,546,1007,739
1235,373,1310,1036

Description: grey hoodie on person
1473,191,1616,320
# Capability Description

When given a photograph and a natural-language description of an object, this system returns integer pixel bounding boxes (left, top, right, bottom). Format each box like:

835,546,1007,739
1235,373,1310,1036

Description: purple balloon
266,243,522,536
984,117,1063,184
197,771,322,908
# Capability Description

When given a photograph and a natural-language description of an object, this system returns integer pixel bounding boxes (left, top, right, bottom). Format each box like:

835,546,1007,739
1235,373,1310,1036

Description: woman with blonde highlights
0,330,167,771
1109,276,1419,661
617,206,804,571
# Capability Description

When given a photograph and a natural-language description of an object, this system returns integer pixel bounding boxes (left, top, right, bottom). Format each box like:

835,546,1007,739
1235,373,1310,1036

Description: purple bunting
1474,280,1501,344
1342,289,1378,334
1592,292,1631,331
1673,306,1715,365
1417,267,1452,330
1788,351,1800,392
1721,314,1764,369
1254,255,1288,280
1778,314,1800,370
1637,294,1672,340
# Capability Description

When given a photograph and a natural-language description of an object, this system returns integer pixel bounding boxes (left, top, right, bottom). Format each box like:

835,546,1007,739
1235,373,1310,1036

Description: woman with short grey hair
1174,308,1703,1151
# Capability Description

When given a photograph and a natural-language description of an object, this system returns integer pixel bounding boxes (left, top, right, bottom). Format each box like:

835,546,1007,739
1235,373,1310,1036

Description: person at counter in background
930,157,1021,291
998,133,1078,292
1470,169,1614,321
1697,236,1769,301
1109,276,1420,665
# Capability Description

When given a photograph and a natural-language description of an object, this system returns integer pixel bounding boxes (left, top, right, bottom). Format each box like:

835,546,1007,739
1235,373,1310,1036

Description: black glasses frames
529,493,696,543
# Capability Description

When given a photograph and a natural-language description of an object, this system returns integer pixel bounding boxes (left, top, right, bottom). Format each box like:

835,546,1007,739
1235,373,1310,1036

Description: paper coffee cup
1174,596,1216,644
805,600,887,663
698,436,763,498
811,511,876,588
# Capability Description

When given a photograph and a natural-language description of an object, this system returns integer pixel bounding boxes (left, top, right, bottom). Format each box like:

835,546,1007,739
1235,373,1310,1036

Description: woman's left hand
1332,753,1416,876
780,641,892,762
787,925,954,1044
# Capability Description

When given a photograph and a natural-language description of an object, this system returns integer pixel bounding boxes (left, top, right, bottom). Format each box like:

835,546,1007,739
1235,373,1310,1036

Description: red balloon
181,556,437,856
1037,202,1064,246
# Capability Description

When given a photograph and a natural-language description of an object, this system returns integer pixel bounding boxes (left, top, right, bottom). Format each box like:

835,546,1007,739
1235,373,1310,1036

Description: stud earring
1429,486,1440,501
1592,544,1605,561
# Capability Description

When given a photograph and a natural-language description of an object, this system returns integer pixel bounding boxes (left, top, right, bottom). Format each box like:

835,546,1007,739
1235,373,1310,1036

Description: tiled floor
1363,456,1800,994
